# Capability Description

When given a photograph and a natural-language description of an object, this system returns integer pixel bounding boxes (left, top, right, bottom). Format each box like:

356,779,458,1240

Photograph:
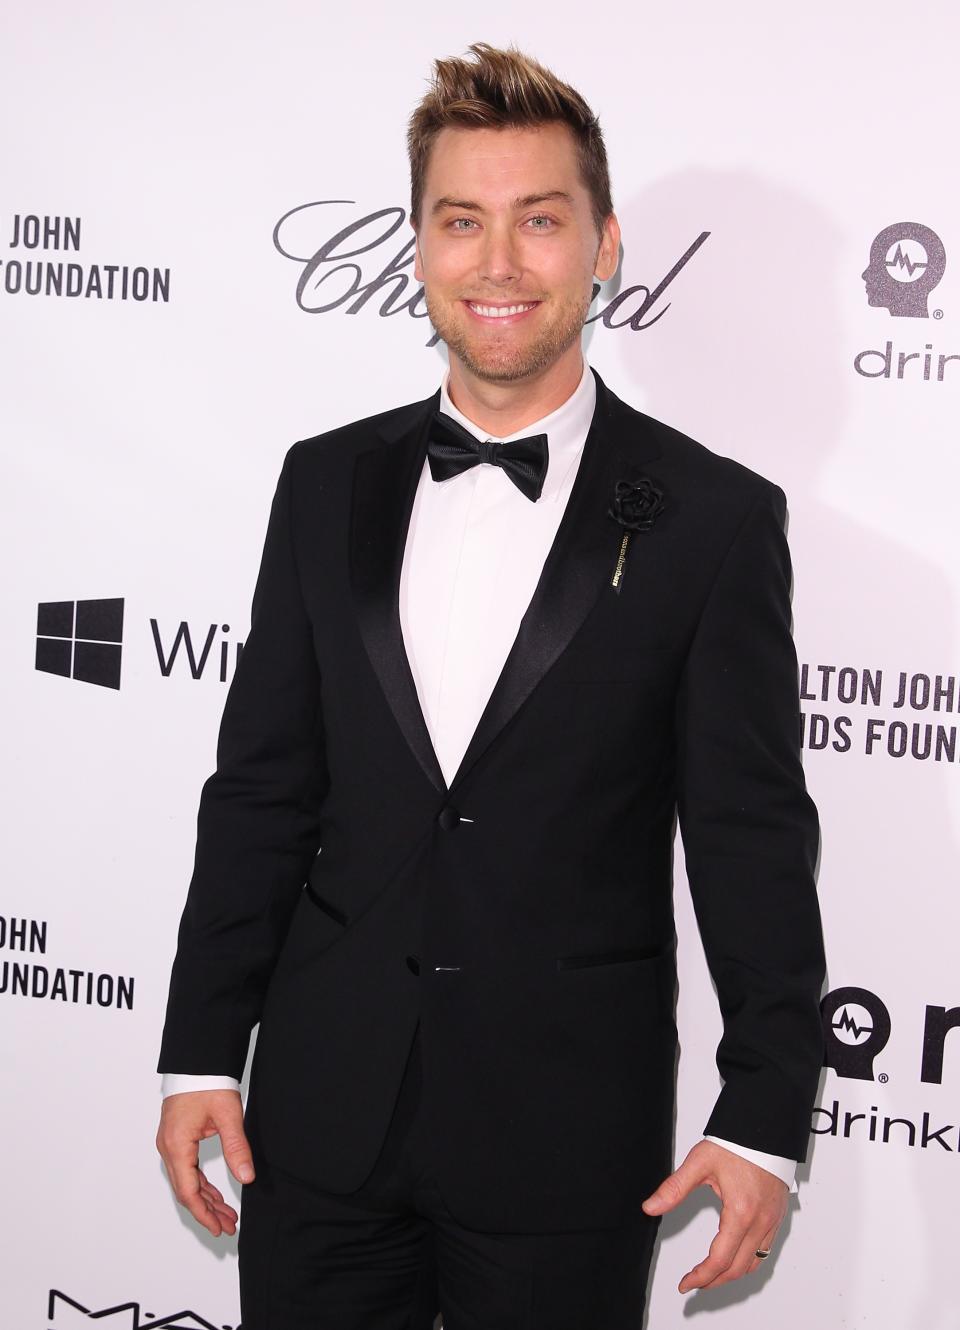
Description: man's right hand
156,1089,255,1237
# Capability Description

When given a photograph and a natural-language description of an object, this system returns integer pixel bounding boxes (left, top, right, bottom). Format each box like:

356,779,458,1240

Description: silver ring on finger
755,1248,772,1260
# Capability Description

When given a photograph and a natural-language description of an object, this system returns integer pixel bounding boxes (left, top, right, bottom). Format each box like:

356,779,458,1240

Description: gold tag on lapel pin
611,532,632,592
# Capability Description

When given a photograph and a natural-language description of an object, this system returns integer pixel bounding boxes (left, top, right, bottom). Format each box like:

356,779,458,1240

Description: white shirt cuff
161,1073,242,1097
704,1135,798,1193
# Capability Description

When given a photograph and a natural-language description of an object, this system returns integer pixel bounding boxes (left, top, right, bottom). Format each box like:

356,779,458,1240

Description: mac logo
47,1288,234,1329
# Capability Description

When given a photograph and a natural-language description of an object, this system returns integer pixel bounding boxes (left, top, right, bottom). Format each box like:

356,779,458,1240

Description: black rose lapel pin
607,477,665,593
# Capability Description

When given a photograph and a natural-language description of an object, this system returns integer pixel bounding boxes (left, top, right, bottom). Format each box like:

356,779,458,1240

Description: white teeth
468,302,535,318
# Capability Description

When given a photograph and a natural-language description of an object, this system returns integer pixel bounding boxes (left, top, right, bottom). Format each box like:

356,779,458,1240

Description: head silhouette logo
862,222,946,317
821,986,891,1081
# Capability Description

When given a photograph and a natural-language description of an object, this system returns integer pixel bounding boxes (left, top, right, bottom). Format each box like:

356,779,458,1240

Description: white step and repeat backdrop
3,3,957,1327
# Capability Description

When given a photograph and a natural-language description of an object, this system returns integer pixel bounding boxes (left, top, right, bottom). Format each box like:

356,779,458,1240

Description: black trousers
239,1027,659,1329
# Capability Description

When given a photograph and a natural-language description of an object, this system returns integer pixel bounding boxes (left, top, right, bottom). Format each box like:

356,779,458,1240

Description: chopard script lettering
272,201,710,346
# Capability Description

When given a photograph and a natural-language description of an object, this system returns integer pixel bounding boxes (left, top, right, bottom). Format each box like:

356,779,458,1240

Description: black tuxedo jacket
158,366,825,1232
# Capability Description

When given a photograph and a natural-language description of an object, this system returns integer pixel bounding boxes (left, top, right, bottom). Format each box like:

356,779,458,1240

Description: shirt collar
437,354,596,503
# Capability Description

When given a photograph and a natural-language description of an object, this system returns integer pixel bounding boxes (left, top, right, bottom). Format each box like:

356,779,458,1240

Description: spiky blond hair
407,41,613,238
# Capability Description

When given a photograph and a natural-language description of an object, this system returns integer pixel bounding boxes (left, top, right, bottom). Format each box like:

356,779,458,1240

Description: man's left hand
642,1140,787,1293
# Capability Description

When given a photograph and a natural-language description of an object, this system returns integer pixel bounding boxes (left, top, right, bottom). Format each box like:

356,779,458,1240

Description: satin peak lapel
350,388,447,794
445,368,661,793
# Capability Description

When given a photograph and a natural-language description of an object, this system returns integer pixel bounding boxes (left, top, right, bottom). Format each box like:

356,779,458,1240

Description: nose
477,223,523,286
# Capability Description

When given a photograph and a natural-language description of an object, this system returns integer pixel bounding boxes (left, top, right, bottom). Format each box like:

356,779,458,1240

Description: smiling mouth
464,300,541,323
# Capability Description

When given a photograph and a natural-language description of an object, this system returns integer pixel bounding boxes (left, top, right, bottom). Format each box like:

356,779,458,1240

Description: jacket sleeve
675,482,826,1161
157,442,329,1078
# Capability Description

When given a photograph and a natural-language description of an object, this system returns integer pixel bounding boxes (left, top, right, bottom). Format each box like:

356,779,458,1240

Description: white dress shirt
162,354,797,1192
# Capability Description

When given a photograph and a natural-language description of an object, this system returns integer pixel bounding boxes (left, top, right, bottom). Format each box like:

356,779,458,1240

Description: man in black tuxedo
156,41,825,1329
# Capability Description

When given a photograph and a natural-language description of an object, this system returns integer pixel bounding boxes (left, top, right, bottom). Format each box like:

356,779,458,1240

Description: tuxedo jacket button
437,806,460,830
406,955,421,976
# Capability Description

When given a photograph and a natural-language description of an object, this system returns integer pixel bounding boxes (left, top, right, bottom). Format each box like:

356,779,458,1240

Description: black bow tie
426,410,549,503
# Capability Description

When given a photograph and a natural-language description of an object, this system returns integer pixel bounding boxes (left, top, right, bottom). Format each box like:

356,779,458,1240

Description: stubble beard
424,286,594,383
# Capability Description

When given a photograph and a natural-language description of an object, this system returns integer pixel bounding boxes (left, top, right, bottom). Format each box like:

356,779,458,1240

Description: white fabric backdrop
2,3,957,1326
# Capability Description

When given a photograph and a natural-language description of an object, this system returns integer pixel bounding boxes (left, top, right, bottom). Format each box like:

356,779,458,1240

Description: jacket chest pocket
551,644,676,686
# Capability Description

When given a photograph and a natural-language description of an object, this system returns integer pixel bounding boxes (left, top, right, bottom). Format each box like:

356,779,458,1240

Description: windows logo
36,598,124,690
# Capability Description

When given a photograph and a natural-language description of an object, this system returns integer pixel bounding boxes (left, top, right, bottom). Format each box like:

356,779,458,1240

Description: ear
594,213,621,283
412,222,423,283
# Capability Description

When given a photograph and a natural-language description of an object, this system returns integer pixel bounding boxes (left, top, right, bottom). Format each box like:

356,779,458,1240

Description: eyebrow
430,190,575,217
